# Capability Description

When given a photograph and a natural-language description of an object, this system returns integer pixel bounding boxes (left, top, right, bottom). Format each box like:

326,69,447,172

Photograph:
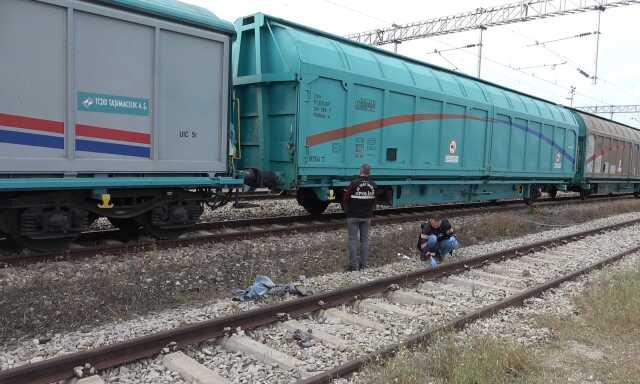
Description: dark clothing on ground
343,177,377,218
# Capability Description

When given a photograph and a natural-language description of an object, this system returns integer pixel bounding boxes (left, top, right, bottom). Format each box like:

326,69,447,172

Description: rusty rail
0,217,638,384
1,194,630,267
299,245,640,383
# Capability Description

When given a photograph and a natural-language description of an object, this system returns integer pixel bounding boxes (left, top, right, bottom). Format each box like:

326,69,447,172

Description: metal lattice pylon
346,0,640,45
576,105,640,114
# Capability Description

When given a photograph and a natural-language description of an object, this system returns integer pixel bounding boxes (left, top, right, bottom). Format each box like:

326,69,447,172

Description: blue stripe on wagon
75,139,150,158
495,118,576,164
0,129,64,149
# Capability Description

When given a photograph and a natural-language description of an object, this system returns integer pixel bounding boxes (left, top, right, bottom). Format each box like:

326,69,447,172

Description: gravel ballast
347,251,640,383
3,210,640,375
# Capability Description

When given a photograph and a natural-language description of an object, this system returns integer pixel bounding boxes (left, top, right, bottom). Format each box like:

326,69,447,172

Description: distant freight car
0,0,241,250
569,111,640,197
233,14,579,214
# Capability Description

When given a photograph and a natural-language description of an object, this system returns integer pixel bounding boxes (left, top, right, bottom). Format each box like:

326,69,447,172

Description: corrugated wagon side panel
157,29,226,167
439,102,467,170
490,112,511,172
382,92,414,169
74,10,154,160
300,76,348,171
349,84,384,168
0,0,67,163
298,76,495,178
525,121,542,171
414,97,444,169
1,0,231,175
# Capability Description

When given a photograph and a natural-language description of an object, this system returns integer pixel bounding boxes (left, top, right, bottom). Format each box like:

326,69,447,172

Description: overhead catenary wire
512,61,568,71
433,41,609,104
426,43,480,55
506,27,598,79
425,36,610,105
319,0,389,24
526,31,599,47
436,52,461,71
506,26,640,101
320,0,612,105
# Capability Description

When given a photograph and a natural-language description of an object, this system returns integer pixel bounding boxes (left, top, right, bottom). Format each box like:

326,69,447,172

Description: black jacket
342,177,377,218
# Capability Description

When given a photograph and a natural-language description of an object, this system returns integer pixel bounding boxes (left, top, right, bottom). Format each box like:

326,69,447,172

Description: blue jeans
347,217,370,268
424,235,459,267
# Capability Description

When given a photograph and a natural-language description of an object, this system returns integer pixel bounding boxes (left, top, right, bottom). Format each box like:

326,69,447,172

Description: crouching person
417,215,459,268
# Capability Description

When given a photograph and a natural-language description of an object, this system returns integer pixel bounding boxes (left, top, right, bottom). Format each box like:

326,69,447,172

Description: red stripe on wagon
585,145,617,164
305,113,478,147
76,124,150,145
0,112,65,134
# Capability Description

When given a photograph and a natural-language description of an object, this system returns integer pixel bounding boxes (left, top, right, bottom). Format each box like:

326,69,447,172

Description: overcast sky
184,0,640,127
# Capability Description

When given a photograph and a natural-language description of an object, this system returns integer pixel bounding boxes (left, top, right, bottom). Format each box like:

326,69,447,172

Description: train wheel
297,189,329,216
5,207,86,252
524,185,542,206
139,214,186,239
580,189,589,200
548,186,558,199
139,201,203,240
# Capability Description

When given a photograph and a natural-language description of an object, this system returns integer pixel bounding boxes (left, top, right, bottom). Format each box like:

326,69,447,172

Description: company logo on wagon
82,97,95,109
445,139,459,163
77,91,150,116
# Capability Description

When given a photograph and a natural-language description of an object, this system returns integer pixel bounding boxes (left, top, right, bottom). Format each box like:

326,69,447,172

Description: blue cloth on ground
236,275,275,301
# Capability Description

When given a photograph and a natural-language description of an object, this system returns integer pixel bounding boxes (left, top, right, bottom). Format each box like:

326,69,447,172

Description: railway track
237,190,294,201
0,194,633,266
1,217,639,384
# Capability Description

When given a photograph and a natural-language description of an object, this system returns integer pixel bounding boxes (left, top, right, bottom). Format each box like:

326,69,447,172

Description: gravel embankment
3,210,640,375
2,202,640,342
85,191,579,231
345,249,640,383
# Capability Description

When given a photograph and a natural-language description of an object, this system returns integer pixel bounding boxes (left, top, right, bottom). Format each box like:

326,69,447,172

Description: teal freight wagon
233,13,579,214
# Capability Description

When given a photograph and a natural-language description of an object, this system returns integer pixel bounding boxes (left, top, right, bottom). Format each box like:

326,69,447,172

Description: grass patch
534,265,640,383
573,268,640,337
362,335,537,384
360,263,640,384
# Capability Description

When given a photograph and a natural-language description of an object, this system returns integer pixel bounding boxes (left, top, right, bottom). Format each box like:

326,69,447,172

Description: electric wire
321,0,612,104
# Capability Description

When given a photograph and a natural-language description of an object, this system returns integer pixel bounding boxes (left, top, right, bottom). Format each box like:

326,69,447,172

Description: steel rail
1,217,638,384
0,194,631,266
298,245,640,383
238,191,294,201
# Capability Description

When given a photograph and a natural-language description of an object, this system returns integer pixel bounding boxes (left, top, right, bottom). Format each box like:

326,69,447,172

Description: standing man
343,164,377,271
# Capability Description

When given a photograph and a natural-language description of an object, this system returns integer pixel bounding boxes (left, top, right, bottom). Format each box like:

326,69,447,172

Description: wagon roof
244,13,577,120
575,111,640,142
90,0,234,33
